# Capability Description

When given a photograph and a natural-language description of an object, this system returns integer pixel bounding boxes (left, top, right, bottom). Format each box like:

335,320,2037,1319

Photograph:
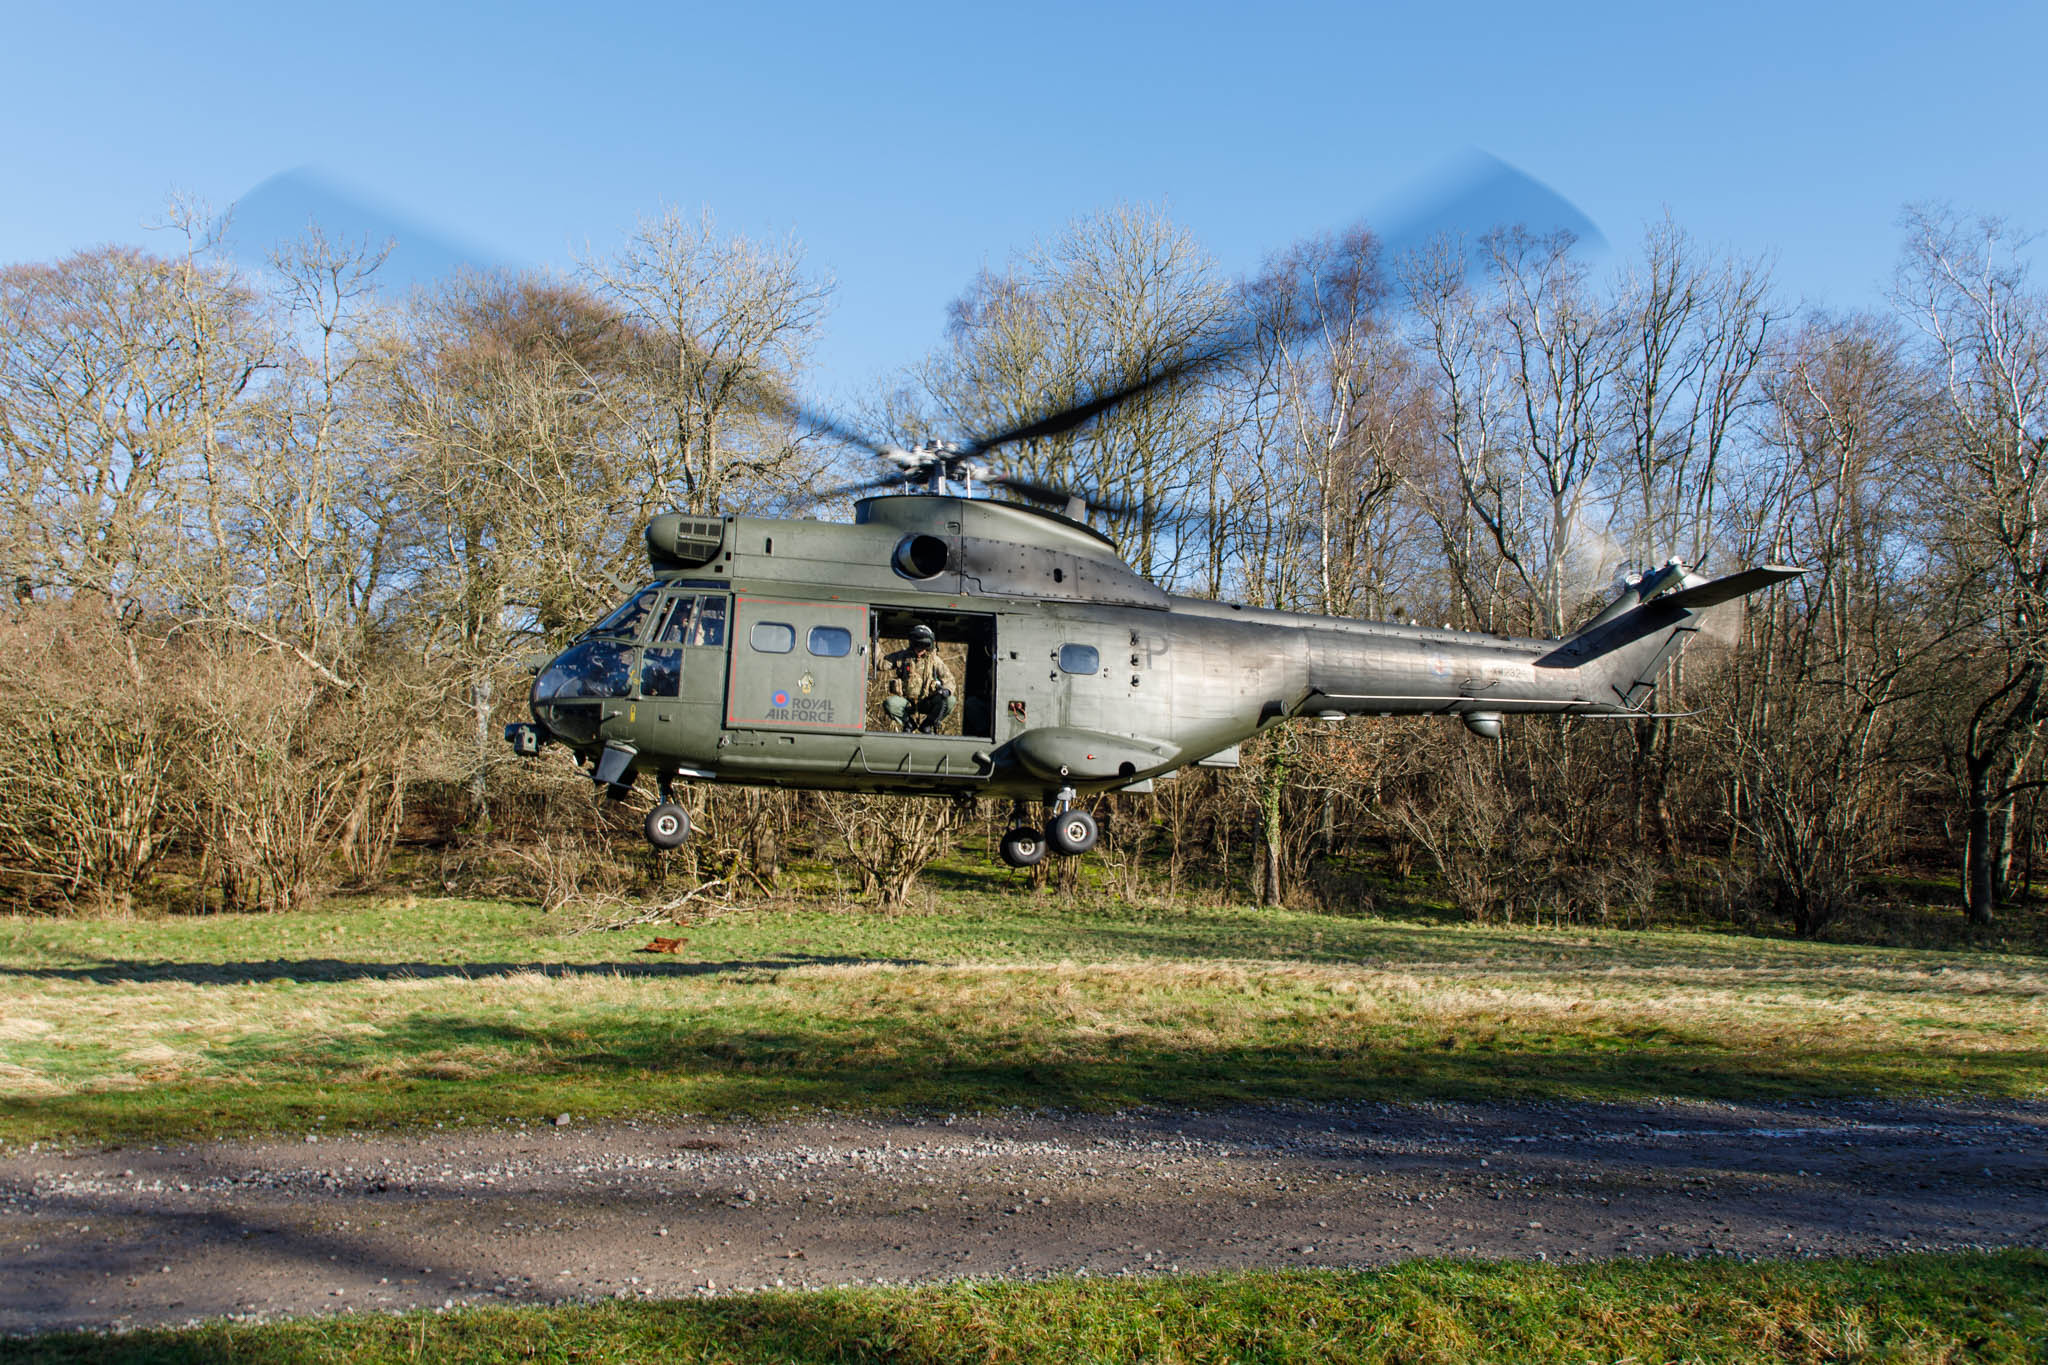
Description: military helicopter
506,421,1799,867
503,170,1803,868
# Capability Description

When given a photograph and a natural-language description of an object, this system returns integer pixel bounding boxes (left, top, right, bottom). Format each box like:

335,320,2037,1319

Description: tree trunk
1259,741,1287,906
1965,757,1998,926
468,672,493,832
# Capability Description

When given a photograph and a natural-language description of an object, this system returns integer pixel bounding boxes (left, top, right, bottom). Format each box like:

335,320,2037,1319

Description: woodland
0,198,2042,941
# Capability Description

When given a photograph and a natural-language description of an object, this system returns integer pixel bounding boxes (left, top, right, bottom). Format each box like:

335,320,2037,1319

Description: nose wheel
644,774,692,851
645,802,691,850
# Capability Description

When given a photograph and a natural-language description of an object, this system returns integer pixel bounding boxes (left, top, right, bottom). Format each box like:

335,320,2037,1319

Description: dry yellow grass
5,953,2042,1098
1,896,2042,1137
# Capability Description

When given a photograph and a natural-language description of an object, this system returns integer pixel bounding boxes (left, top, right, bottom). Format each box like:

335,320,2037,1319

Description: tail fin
1537,562,1806,710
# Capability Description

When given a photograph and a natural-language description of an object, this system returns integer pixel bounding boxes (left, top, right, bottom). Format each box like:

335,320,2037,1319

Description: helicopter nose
505,657,565,754
519,639,632,751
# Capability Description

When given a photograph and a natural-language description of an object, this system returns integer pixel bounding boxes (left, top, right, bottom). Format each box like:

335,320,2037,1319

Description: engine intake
893,533,951,580
646,513,726,569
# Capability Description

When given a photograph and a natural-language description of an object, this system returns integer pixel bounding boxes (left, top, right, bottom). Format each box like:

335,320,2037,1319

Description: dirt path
4,1099,2044,1334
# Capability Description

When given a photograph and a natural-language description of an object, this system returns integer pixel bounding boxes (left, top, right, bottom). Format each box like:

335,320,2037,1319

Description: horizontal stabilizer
1655,564,1808,613
1539,564,1807,669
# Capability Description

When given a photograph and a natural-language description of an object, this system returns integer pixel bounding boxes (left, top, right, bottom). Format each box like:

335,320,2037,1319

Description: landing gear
1039,786,1098,858
644,772,691,851
644,803,691,850
999,825,1048,867
1046,808,1098,856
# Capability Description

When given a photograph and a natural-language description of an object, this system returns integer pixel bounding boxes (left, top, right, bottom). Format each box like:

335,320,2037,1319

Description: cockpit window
589,585,661,640
653,595,693,645
692,596,727,647
641,647,681,698
533,641,635,703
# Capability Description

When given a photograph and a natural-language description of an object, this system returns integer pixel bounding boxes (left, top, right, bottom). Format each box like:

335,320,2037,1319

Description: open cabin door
724,595,868,734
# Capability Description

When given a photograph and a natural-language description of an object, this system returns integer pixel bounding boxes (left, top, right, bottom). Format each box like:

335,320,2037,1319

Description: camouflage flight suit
883,644,956,732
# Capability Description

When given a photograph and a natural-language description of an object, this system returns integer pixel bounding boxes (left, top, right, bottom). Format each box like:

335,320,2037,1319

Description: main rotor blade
735,376,892,457
971,466,1136,516
688,154,1604,502
987,472,1079,506
960,352,1230,458
656,340,894,458
957,154,1602,463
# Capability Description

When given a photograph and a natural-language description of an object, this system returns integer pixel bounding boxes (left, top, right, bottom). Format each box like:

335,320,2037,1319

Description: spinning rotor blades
735,155,1603,520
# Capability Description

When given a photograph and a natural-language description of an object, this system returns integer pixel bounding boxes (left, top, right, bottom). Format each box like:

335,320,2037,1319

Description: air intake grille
646,513,726,568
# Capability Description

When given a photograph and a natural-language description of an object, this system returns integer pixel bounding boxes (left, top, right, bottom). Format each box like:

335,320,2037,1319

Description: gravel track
3,1098,2044,1334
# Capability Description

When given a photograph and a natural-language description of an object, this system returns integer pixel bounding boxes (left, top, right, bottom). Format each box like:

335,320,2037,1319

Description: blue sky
5,1,2042,405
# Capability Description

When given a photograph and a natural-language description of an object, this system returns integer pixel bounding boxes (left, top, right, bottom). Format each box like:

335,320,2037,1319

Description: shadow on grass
917,862,1023,896
13,1001,2048,1144
0,955,928,986
969,915,2048,993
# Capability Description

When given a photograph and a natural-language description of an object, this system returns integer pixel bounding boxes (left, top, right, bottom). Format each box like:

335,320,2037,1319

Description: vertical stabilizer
1537,563,1806,710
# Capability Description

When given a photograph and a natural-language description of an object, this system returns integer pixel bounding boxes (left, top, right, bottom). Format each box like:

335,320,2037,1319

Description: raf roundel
771,690,791,708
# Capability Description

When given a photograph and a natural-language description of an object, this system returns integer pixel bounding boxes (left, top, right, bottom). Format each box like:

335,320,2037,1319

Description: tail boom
1289,562,1806,729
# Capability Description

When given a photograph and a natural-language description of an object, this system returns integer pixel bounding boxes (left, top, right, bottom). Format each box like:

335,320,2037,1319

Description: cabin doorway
867,608,995,739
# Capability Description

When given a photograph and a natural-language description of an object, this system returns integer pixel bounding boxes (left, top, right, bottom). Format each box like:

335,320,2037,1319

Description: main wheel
1046,808,1098,856
999,825,1047,868
644,802,691,850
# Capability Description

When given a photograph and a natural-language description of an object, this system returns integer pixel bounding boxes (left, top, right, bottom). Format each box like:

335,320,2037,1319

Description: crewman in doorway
883,623,955,733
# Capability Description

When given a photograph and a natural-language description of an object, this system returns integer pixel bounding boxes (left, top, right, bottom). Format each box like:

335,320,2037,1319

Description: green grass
2,889,2046,1145
4,1254,2043,1363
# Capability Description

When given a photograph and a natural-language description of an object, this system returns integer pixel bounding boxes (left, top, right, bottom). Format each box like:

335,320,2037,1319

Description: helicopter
505,422,1801,867
502,169,1803,867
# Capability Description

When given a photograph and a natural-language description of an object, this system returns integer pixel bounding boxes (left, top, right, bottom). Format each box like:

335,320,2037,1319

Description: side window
640,647,681,698
653,595,693,645
1058,643,1100,675
692,596,728,648
750,621,795,654
807,625,852,657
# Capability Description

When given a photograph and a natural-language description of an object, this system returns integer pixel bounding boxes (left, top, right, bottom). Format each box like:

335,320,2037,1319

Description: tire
1045,809,1098,856
644,803,691,850
999,825,1048,868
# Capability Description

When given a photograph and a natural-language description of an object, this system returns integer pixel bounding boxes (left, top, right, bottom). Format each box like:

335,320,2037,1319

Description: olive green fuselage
525,495,1713,805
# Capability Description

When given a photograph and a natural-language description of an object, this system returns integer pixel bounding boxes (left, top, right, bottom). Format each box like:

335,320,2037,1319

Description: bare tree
1723,315,1936,934
384,273,637,826
0,239,268,612
1609,222,1776,850
924,205,1231,580
0,606,172,912
1899,206,2048,922
584,207,833,516
818,794,957,906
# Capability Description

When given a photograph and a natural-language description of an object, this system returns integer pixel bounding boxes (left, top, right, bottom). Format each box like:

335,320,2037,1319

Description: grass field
3,886,2045,1145
3,1254,2043,1363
